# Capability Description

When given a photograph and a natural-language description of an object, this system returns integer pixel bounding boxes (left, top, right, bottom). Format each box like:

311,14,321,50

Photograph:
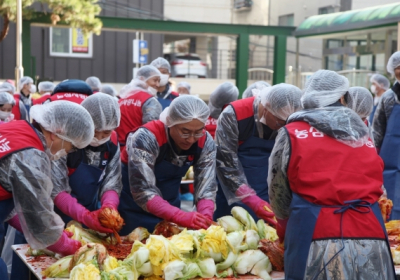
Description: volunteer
0,82,28,121
42,79,92,104
372,51,400,219
206,82,239,138
0,92,15,123
100,84,118,97
51,93,122,229
369,74,390,123
116,65,162,149
86,76,102,93
15,76,35,115
118,95,217,234
150,57,179,108
0,101,95,279
214,84,302,223
32,81,56,104
177,82,191,95
269,70,394,279
242,81,271,99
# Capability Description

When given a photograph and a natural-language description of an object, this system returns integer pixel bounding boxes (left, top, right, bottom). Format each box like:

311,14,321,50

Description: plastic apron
119,159,191,235
284,193,393,280
380,103,400,220
214,126,275,220
54,149,105,224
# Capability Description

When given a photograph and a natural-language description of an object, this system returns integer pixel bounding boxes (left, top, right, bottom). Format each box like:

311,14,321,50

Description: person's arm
99,144,122,210
6,150,64,249
372,90,395,149
126,128,162,209
142,97,162,124
215,106,250,204
126,128,213,229
193,133,217,219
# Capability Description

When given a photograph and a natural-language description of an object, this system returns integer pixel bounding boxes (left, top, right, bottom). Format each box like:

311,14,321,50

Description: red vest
205,117,217,139
286,121,385,239
12,99,21,120
121,120,206,165
32,93,51,105
49,92,88,104
0,121,45,200
116,91,153,147
230,97,256,145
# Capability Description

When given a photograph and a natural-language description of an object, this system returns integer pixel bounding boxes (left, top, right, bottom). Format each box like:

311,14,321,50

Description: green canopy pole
22,20,31,77
273,35,287,85
236,33,249,98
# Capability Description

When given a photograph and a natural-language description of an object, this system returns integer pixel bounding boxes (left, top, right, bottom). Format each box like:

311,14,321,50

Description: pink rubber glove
276,218,288,243
54,191,112,233
147,195,213,229
101,190,120,210
236,185,277,226
7,215,22,232
197,199,215,220
47,231,82,256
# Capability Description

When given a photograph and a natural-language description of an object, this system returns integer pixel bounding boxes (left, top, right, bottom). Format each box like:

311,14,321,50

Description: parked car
164,53,207,78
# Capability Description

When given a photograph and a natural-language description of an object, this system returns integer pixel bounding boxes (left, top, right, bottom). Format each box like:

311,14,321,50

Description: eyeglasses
178,131,205,139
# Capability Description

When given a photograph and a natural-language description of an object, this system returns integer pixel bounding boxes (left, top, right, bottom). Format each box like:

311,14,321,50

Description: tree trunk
0,13,10,43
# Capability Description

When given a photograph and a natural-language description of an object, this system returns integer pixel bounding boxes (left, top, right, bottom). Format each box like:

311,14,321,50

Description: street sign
133,39,149,64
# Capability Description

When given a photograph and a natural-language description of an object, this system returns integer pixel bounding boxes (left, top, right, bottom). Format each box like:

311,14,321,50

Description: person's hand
47,231,82,256
101,190,120,211
171,211,213,229
237,185,277,226
197,199,215,220
82,209,113,234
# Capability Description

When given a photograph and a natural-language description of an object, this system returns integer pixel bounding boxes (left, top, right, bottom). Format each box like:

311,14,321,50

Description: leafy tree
0,0,102,42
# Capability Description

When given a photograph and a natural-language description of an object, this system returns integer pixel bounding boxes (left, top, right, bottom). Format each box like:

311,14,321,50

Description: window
319,6,335,15
50,27,93,58
278,14,294,26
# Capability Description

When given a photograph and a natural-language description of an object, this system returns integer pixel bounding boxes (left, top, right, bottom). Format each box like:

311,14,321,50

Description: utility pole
15,0,24,92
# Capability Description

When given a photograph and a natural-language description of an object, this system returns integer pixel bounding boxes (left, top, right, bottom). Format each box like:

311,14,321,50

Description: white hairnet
19,76,33,88
100,84,117,97
136,65,161,82
302,70,349,109
261,83,303,121
346,87,373,119
38,81,55,93
30,101,94,149
177,82,191,93
161,95,210,127
242,81,271,98
150,57,171,72
209,82,239,119
370,74,390,90
81,93,121,131
85,76,102,91
0,83,15,94
387,51,400,75
0,92,15,105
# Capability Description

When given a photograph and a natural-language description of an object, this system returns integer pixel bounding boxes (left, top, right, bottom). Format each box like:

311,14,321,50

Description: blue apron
284,193,393,280
54,149,105,224
0,198,29,280
380,103,400,220
368,104,377,124
157,97,172,110
213,127,275,220
118,158,190,235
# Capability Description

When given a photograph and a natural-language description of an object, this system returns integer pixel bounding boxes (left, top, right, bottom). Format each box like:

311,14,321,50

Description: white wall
352,0,399,10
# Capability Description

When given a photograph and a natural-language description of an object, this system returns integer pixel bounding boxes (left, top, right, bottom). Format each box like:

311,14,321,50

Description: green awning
294,3,400,37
